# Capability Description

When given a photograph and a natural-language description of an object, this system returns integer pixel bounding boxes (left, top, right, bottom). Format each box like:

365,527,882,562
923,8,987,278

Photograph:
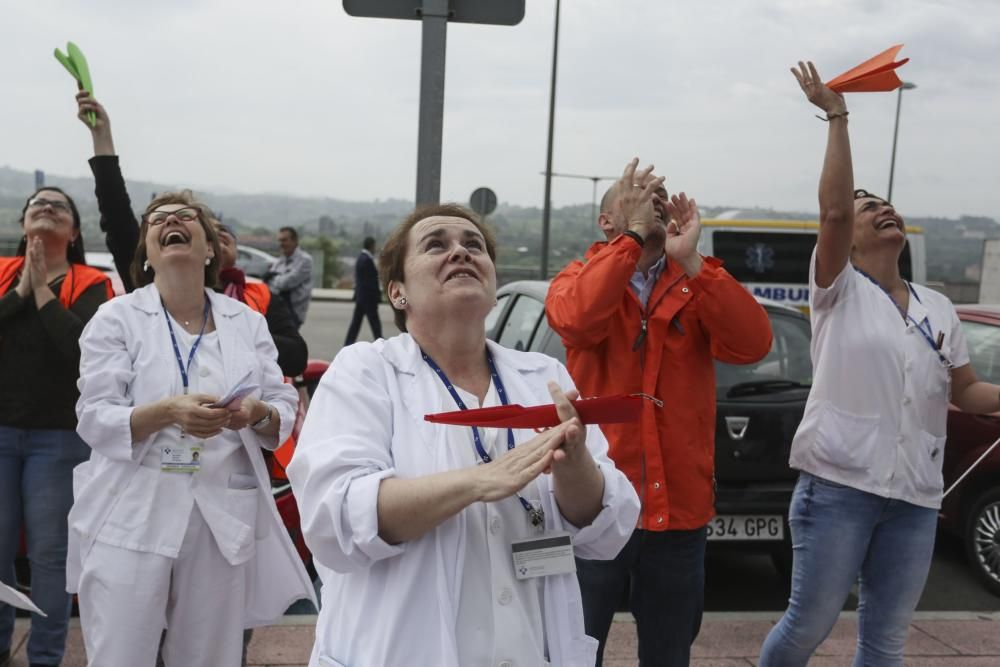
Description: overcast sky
3,0,999,220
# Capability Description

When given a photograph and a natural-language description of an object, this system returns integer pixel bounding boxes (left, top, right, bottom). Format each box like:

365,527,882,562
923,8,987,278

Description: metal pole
415,0,449,206
590,177,599,226
887,86,904,203
540,0,561,280
887,82,915,203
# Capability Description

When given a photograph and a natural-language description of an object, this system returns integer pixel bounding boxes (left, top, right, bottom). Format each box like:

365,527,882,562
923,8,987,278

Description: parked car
237,245,278,279
486,281,812,574
84,250,125,296
940,304,1000,596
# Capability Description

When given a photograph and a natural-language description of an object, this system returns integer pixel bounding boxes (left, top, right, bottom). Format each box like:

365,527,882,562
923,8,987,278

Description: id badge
161,441,202,473
511,531,575,580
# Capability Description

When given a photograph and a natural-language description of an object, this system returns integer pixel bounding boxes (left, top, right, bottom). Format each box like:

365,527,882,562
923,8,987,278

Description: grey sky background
3,0,998,220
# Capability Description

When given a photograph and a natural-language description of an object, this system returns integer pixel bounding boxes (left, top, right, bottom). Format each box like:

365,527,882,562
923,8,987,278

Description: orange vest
0,257,113,306
243,282,272,315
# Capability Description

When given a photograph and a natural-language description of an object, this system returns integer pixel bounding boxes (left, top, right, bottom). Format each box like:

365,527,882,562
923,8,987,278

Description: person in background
70,191,315,666
758,60,1000,667
0,188,112,667
75,91,307,377
344,236,383,345
288,204,640,666
265,227,313,329
545,159,773,666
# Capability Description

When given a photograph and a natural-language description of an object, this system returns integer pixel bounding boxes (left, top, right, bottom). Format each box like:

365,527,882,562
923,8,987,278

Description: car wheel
964,487,1000,597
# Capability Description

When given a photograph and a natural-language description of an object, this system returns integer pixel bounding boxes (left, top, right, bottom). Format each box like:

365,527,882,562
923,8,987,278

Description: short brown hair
132,190,222,289
378,203,497,332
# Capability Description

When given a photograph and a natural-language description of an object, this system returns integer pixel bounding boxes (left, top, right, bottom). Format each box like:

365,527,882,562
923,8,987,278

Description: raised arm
546,160,664,347
77,91,140,291
791,61,853,288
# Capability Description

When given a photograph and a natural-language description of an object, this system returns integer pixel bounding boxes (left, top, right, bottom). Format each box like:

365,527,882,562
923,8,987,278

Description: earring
398,297,408,307
143,260,151,272
205,257,211,266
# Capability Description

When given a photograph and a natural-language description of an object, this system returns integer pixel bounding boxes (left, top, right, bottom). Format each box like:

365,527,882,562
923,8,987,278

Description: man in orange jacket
546,159,773,666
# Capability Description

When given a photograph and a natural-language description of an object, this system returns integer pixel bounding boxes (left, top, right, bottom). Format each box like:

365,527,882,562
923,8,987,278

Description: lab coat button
498,588,513,605
490,517,502,535
902,397,911,406
200,367,210,377
108,486,118,496
498,662,514,667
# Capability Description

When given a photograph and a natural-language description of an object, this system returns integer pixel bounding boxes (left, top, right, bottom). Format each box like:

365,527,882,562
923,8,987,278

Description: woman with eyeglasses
758,61,1000,667
0,188,112,667
75,91,307,377
68,192,315,666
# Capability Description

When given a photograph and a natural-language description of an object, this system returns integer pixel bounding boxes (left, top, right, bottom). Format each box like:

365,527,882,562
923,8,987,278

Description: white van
696,219,926,311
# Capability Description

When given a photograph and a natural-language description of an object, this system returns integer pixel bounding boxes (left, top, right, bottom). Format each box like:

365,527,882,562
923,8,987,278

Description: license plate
706,514,784,541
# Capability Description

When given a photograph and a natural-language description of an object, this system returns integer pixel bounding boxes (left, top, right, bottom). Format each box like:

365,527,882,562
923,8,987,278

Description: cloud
1,0,998,220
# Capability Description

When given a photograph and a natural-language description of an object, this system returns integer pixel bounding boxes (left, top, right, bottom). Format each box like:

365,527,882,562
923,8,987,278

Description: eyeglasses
147,207,201,226
27,197,71,213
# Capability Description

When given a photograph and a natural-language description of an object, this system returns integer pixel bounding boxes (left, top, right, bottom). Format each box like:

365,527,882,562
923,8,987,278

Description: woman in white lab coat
288,203,640,667
70,191,315,667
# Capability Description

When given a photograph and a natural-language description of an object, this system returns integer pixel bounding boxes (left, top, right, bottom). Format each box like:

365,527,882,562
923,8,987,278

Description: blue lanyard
854,268,953,369
162,297,211,394
422,348,545,527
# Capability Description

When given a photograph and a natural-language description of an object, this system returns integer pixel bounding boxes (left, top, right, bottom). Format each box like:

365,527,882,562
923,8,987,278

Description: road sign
343,0,524,26
343,0,525,206
469,187,497,217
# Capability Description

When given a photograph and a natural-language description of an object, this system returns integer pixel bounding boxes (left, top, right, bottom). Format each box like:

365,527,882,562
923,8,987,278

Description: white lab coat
288,334,640,667
68,284,316,626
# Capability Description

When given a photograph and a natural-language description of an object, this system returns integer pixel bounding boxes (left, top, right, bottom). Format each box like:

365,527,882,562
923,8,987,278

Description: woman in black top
0,188,112,667
75,91,307,378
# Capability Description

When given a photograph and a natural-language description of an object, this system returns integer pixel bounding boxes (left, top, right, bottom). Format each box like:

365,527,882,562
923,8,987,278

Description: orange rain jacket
546,235,773,530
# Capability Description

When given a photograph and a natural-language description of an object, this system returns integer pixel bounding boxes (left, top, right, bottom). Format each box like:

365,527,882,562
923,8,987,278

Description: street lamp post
539,0,561,280
887,81,916,203
539,171,618,226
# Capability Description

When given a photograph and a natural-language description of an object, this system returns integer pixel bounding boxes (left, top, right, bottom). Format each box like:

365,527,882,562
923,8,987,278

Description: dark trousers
576,527,707,666
344,300,382,345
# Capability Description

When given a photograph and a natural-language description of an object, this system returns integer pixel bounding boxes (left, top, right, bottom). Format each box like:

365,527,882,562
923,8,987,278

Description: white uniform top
789,250,970,509
96,326,256,563
71,284,316,626
450,381,547,667
287,334,641,667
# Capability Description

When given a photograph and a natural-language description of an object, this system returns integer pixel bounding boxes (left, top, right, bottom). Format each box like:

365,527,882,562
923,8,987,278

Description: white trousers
78,506,247,667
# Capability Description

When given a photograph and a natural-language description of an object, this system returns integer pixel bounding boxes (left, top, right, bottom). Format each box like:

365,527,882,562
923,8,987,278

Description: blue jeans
759,472,937,667
0,426,90,666
577,527,707,666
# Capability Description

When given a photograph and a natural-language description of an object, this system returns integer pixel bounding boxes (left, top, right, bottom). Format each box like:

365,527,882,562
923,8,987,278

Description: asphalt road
299,301,1000,612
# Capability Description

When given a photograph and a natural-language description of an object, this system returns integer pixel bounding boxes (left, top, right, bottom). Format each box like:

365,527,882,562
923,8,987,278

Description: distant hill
2,165,996,284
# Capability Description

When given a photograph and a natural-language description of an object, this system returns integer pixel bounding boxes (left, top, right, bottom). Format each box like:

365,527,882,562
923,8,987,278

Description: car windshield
715,310,812,397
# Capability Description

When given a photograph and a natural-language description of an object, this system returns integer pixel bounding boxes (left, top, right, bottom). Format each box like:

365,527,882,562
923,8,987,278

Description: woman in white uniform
288,203,640,667
759,61,1000,667
71,191,316,667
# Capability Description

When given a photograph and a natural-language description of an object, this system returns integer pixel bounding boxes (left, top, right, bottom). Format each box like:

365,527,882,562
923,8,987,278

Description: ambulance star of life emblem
745,243,775,274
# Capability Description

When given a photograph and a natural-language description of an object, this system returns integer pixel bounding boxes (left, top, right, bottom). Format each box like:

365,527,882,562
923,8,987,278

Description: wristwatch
250,404,274,431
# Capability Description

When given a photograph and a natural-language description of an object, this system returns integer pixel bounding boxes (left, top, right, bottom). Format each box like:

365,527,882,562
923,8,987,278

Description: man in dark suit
344,236,383,345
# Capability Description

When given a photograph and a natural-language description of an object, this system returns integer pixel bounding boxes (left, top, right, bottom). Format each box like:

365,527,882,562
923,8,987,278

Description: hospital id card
511,531,575,580
161,441,202,473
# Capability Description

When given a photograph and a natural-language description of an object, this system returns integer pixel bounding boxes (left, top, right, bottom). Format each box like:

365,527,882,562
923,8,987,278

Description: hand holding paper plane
425,394,654,430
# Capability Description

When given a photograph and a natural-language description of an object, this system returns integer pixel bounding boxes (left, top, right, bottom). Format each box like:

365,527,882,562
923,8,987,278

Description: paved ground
8,612,1000,666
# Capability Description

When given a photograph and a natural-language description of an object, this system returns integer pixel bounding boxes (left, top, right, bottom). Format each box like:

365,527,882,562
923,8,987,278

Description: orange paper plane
827,44,909,93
